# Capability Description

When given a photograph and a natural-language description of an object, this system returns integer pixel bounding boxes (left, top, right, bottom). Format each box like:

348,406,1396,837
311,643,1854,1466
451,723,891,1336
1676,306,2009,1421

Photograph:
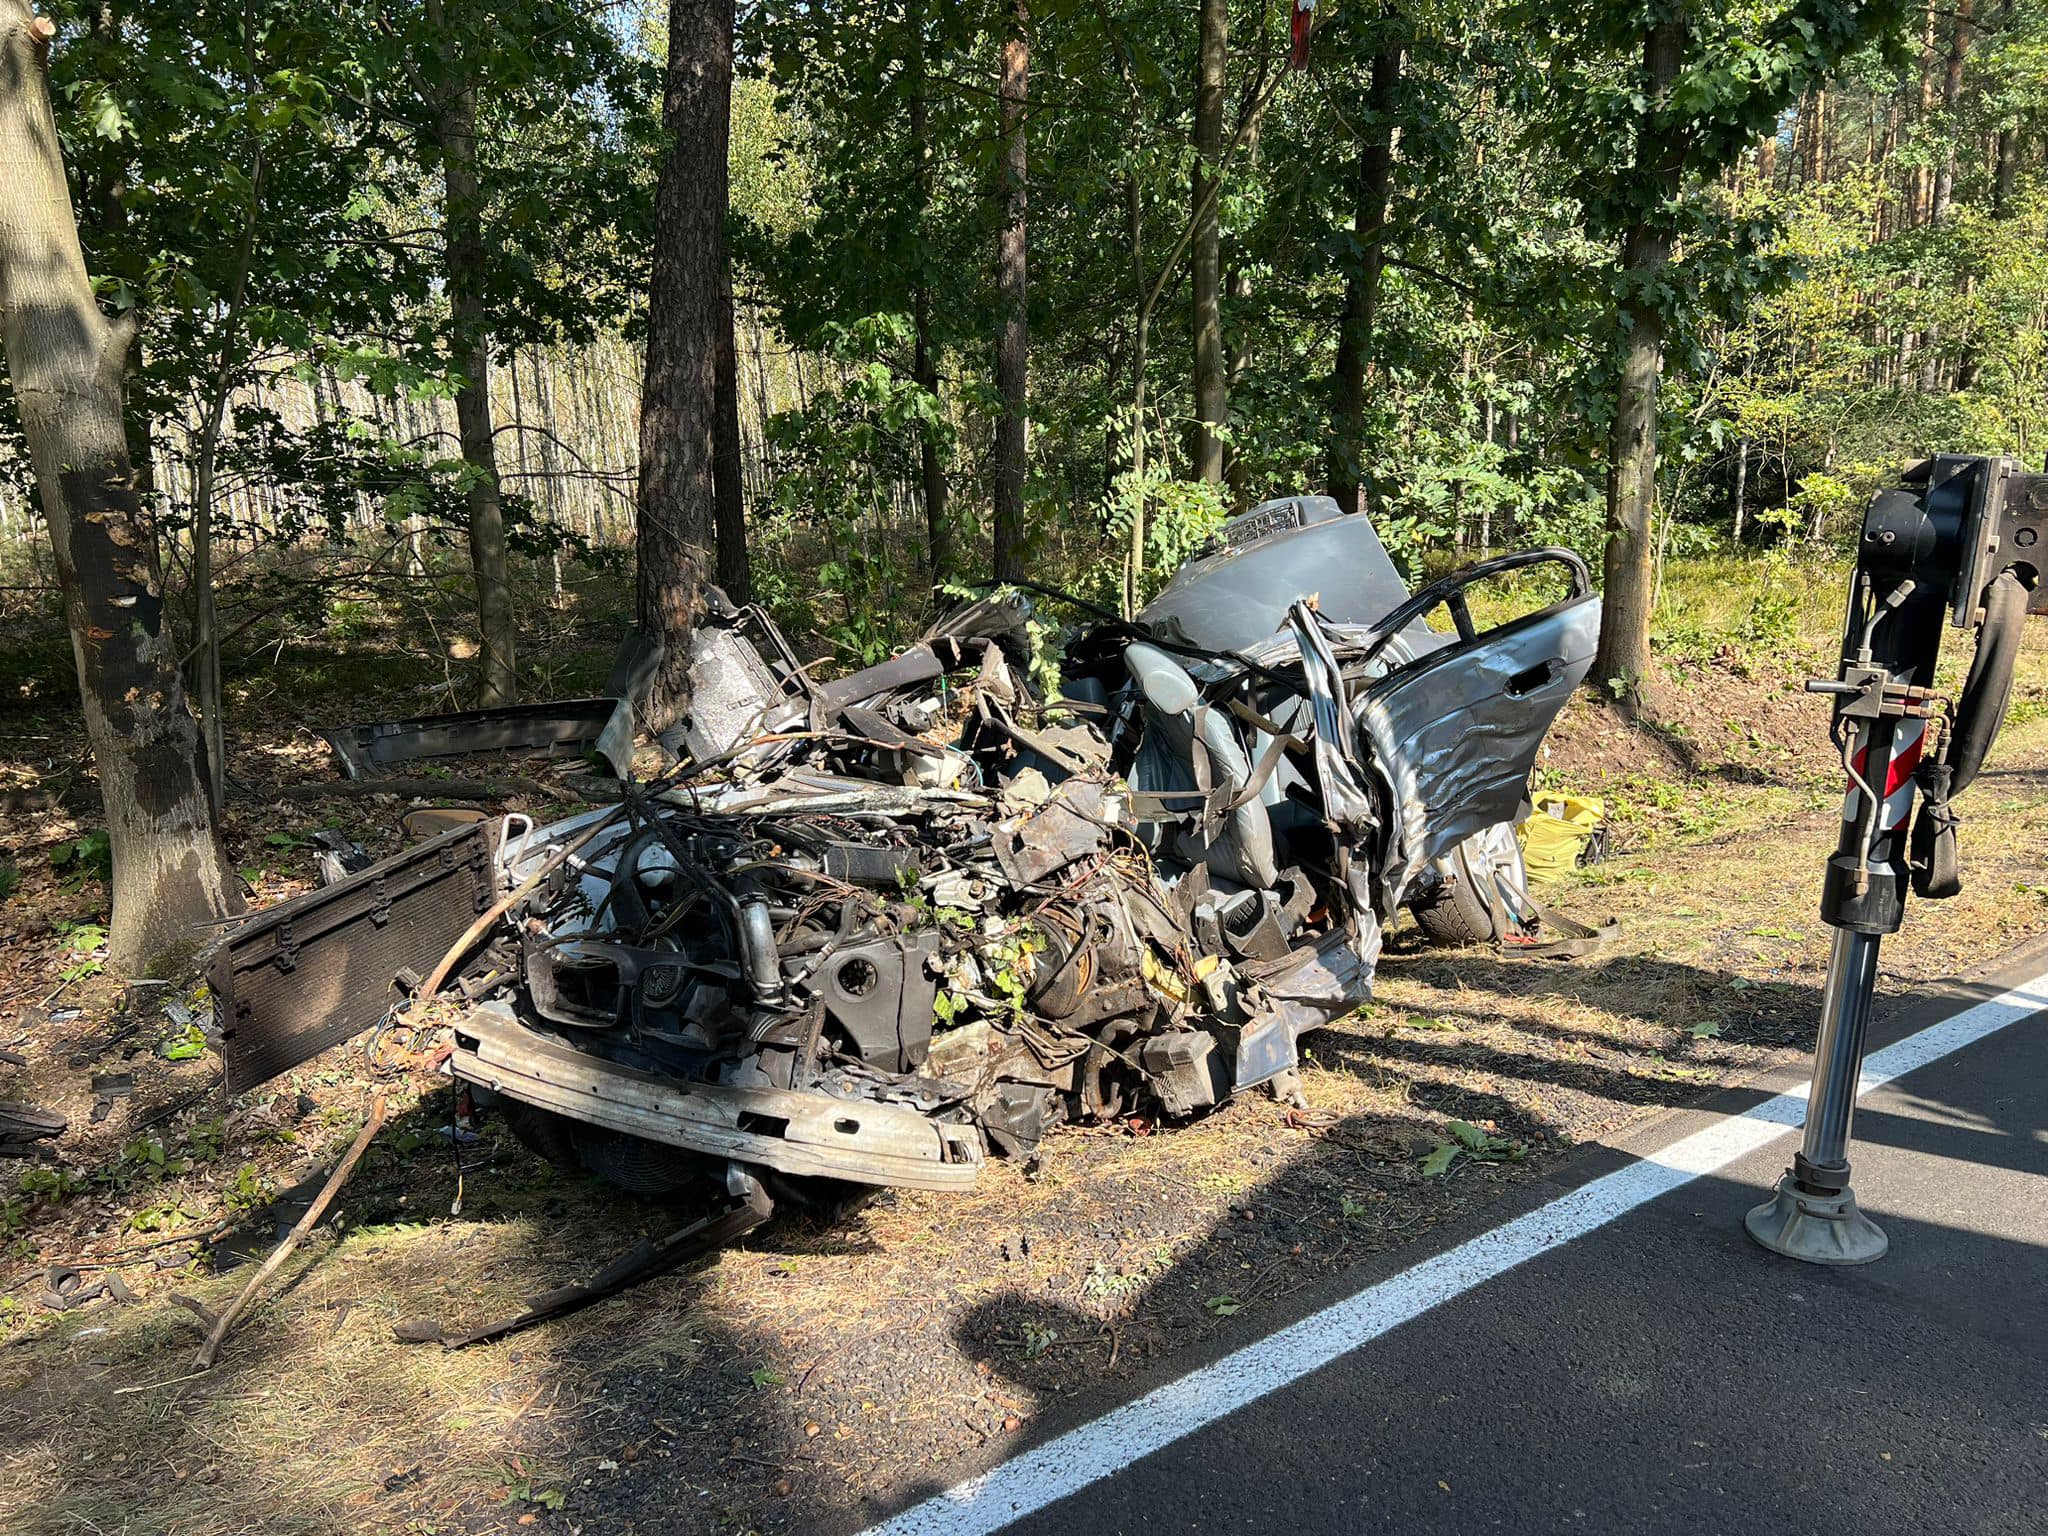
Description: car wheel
570,1124,719,1199
496,1099,717,1200
496,1097,580,1171
1409,821,1532,948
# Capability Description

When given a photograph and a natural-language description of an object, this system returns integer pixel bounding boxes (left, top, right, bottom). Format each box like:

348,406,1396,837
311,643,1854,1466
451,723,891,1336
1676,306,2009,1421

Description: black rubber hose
1949,569,2031,794
606,826,666,935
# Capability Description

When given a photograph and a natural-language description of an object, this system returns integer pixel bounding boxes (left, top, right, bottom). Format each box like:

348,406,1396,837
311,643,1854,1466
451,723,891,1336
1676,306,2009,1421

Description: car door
1358,592,1600,900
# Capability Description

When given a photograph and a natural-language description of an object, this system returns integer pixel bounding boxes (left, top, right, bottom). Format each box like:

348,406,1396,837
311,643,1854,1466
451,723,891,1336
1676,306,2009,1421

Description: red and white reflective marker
1842,716,1925,831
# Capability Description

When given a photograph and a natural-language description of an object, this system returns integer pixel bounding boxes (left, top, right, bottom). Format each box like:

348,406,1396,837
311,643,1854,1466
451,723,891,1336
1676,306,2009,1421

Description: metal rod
1801,928,1883,1172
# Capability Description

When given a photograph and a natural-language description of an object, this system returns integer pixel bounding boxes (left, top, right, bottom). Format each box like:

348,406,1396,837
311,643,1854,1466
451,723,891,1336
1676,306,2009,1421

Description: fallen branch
193,1087,389,1369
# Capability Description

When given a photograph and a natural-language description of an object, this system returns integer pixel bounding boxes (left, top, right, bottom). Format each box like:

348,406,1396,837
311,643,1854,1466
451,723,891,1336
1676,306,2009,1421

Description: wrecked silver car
214,496,1597,1225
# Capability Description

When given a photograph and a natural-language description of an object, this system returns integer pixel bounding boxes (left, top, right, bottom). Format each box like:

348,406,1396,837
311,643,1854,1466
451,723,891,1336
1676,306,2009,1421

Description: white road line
860,969,2048,1536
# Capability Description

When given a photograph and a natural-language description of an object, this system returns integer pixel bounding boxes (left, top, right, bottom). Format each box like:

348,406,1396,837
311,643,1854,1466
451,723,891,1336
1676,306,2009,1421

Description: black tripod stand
1747,454,2046,1264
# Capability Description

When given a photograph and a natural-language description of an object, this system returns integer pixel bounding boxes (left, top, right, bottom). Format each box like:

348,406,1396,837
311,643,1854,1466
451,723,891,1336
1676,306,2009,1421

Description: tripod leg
1745,929,1889,1264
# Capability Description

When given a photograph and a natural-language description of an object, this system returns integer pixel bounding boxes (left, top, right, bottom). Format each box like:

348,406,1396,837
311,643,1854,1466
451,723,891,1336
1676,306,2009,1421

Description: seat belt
1479,865,1620,960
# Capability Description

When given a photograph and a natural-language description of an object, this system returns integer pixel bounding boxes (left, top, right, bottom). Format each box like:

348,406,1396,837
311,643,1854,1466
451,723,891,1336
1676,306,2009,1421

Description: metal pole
1799,930,1881,1173
1746,933,1891,1264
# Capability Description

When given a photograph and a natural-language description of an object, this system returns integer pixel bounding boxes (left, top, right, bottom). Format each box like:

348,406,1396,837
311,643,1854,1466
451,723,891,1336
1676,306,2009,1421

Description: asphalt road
865,944,2048,1536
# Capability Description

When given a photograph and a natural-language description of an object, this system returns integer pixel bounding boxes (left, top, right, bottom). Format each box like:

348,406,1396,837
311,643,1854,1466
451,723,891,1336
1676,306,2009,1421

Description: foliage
50,832,112,891
12,0,2048,719
756,314,951,661
1420,1118,1526,1176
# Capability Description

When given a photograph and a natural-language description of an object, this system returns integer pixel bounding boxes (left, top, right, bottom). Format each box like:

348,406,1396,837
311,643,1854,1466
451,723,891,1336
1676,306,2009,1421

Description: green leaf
158,1022,208,1061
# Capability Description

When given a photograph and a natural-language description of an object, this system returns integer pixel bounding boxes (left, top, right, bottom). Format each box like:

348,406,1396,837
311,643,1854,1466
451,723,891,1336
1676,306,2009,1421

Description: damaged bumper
453,1000,983,1190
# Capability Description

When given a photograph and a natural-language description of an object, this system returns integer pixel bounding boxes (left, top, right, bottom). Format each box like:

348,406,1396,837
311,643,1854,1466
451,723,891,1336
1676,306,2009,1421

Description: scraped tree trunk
0,2,238,972
1594,15,1686,696
991,0,1029,585
1327,42,1402,515
427,0,517,706
1189,0,1227,483
636,0,732,727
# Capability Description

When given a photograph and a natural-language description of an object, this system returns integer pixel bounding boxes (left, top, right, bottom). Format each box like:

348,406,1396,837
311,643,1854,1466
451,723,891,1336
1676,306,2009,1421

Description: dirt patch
1541,649,1834,797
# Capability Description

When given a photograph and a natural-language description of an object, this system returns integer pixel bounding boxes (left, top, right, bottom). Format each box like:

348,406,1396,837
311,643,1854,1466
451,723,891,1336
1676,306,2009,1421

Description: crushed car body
215,495,1599,1215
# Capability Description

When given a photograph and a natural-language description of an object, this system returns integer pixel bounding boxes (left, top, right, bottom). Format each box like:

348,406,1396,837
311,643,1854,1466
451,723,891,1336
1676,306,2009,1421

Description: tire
497,1097,716,1199
1409,822,1531,948
496,1098,580,1171
761,1170,877,1221
569,1124,719,1199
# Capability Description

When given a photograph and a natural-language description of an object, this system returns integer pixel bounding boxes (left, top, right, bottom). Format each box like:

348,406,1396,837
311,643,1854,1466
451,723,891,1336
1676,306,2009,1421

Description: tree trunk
705,16,748,607
427,0,517,707
1594,15,1686,696
1732,436,1750,544
714,291,750,602
907,0,951,589
991,0,1029,585
0,3,238,972
1125,169,1149,619
1911,6,1939,225
636,0,733,726
529,350,569,602
1189,0,1227,483
1920,0,1971,393
1480,395,1496,550
1326,42,1402,515
189,134,264,813
1805,89,1829,182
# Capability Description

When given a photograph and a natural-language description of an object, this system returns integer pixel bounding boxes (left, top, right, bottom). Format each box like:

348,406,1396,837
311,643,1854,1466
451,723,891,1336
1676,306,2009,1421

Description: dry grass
0,1165,714,1535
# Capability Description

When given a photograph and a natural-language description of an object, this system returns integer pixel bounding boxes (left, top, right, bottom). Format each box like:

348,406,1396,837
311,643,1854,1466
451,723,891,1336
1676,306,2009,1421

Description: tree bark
1125,168,1149,619
1732,436,1750,544
0,2,238,972
636,0,732,726
1327,42,1402,516
426,0,517,706
1594,14,1686,696
908,0,951,587
1804,89,1829,182
991,0,1029,585
189,132,264,813
528,350,569,602
1911,6,1939,225
714,290,750,602
1189,0,1227,483
1920,0,1971,393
